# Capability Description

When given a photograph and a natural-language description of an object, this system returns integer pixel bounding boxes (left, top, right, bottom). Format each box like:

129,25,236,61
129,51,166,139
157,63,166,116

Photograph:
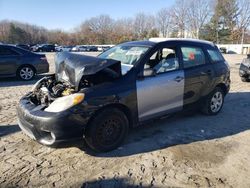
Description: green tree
206,0,239,43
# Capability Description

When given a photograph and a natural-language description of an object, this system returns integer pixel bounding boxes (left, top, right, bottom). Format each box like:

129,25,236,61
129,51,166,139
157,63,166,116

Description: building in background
217,44,250,54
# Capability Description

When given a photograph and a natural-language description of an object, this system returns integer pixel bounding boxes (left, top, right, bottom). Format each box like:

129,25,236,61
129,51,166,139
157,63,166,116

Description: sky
0,0,175,31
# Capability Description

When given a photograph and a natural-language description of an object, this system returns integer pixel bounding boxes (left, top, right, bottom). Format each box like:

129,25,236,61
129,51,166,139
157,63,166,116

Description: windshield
98,45,149,65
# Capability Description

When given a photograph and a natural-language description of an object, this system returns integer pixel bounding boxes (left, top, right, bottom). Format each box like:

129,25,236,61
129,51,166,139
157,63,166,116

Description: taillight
40,57,47,62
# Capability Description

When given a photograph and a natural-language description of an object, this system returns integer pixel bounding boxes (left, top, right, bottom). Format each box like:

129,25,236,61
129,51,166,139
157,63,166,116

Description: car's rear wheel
85,108,129,152
241,77,250,82
201,87,224,115
17,65,35,81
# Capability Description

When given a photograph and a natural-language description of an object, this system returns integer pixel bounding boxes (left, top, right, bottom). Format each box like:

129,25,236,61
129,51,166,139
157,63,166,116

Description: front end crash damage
17,52,122,145
31,52,122,110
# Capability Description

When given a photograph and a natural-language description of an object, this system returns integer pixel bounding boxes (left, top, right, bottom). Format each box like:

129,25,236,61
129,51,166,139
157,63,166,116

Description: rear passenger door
181,46,215,105
0,47,20,76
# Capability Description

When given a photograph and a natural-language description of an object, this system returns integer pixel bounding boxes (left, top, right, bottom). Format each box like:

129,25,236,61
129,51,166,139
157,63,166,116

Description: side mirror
143,68,157,77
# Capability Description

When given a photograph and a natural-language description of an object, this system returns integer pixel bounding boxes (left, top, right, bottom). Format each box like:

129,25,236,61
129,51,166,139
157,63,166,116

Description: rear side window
181,47,206,68
207,49,224,62
0,47,19,56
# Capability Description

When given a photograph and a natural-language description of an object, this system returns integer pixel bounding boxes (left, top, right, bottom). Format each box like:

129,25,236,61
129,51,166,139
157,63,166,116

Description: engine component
52,84,65,97
62,88,74,96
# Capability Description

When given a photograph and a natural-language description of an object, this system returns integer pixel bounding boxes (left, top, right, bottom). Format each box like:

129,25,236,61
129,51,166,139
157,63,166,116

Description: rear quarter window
0,47,19,56
207,49,224,62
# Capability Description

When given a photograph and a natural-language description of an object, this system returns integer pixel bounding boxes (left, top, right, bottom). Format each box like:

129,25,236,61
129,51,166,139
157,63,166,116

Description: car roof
0,44,22,49
0,44,33,54
149,38,216,47
119,40,157,47
120,38,216,48
0,44,14,47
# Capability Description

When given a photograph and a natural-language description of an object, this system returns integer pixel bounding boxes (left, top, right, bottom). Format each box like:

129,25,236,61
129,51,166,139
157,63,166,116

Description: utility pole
241,28,245,54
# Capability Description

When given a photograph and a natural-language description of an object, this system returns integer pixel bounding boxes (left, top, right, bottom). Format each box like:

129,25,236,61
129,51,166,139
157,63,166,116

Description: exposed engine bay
30,76,74,106
30,52,122,107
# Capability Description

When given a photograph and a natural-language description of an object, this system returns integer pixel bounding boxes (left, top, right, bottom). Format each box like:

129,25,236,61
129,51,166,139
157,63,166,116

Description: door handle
200,70,212,75
174,76,184,82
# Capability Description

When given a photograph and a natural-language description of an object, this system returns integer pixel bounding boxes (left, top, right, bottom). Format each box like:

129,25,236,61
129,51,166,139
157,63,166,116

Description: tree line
0,0,250,45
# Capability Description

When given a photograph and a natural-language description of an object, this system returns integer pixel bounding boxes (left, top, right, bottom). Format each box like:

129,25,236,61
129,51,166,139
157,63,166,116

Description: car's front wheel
85,108,129,152
17,65,35,81
201,87,224,115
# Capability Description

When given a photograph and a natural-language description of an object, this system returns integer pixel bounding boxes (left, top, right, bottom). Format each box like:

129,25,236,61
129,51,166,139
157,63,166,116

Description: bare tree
236,0,250,43
133,13,148,38
133,13,156,39
114,18,135,42
0,21,10,42
156,8,172,37
171,0,189,38
186,0,213,39
78,15,114,44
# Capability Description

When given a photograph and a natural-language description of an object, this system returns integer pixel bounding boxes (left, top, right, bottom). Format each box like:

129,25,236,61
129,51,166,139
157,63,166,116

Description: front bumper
239,63,250,78
17,94,89,145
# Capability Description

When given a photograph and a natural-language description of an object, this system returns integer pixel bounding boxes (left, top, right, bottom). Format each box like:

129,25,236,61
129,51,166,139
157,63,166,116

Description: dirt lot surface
1,53,250,187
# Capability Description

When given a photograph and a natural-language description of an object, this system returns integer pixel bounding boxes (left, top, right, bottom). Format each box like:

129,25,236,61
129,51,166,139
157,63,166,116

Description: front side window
181,47,206,68
145,47,179,75
207,49,224,62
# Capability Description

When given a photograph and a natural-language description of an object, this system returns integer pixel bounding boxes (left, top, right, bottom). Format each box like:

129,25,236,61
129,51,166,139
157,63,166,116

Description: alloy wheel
20,67,34,80
210,91,223,113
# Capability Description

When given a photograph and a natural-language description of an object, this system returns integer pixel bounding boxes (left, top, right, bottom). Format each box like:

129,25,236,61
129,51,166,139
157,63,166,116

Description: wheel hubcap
97,118,122,145
20,67,33,80
210,92,223,113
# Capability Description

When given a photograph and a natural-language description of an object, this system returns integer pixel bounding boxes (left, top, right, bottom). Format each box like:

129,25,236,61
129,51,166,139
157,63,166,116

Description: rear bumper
36,62,49,74
17,94,88,145
239,63,250,77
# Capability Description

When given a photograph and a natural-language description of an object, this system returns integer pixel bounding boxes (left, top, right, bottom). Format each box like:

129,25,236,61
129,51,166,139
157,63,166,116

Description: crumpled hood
55,52,121,88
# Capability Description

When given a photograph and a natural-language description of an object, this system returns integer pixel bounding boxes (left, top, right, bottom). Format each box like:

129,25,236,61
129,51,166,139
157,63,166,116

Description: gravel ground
0,53,250,187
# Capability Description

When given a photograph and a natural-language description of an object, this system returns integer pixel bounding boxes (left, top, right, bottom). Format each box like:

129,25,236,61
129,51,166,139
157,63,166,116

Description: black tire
241,77,250,82
17,65,35,81
85,108,129,152
201,87,224,115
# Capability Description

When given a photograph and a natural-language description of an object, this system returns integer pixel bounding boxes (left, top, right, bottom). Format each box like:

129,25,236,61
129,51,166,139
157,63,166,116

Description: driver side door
136,46,184,121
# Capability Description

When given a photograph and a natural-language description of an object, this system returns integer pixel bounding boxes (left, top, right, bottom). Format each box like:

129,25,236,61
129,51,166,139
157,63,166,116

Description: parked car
219,47,227,54
71,45,87,52
32,44,56,52
0,44,49,80
56,45,74,52
15,44,30,51
97,46,112,52
86,45,98,52
71,45,98,52
239,54,250,82
17,39,230,152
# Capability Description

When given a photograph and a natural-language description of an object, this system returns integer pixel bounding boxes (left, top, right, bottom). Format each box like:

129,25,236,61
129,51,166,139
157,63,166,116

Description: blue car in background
0,45,49,80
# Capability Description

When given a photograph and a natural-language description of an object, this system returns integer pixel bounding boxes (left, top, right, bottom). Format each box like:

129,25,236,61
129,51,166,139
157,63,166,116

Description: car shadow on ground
54,92,250,157
81,177,146,188
0,74,53,87
0,124,20,137
93,91,250,157
4,92,250,157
